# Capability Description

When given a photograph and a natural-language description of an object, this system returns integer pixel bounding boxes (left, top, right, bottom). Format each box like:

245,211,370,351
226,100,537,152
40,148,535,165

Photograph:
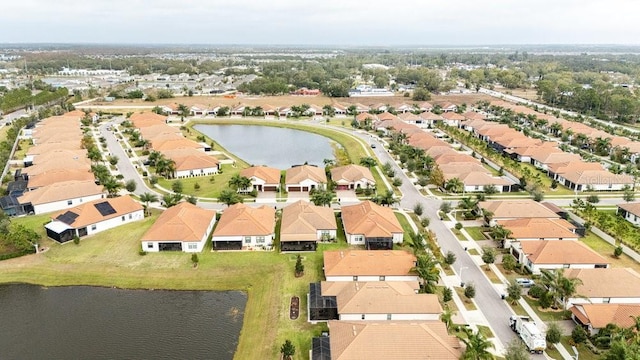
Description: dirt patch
289,296,299,320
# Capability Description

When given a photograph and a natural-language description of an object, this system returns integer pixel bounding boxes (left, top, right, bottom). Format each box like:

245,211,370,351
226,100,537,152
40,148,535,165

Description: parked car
370,143,376,148
515,278,535,288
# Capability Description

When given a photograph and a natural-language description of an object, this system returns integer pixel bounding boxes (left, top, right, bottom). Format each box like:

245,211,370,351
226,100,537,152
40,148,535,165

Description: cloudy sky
1,0,638,45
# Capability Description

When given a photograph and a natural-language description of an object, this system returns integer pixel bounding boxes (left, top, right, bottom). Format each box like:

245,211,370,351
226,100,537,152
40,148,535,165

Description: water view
194,124,336,169
0,284,246,360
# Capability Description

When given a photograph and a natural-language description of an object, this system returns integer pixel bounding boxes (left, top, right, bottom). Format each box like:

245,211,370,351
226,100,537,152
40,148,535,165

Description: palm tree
459,328,494,360
411,253,440,294
550,122,563,136
440,307,456,331
406,231,426,255
310,188,334,207
218,189,243,207
541,269,584,310
458,196,478,211
87,147,102,164
102,177,122,197
322,104,335,117
177,103,190,119
444,177,464,193
139,192,158,216
490,225,512,247
228,174,252,193
359,157,376,169
162,193,182,207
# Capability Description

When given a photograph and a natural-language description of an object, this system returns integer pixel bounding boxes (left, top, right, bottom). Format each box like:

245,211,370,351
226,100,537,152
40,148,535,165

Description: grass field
3,211,351,360
465,226,489,241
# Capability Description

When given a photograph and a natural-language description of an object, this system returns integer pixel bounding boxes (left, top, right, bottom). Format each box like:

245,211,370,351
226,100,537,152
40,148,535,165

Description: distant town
2,44,640,360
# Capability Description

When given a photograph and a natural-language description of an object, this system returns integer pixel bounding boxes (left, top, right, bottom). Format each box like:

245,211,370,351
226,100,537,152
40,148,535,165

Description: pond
0,284,246,360
194,124,336,169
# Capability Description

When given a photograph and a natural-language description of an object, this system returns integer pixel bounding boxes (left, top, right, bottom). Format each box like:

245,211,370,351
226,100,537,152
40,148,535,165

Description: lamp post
459,266,468,287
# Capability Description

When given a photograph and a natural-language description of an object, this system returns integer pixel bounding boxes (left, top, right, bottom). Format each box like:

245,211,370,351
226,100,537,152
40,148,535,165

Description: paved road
98,119,160,197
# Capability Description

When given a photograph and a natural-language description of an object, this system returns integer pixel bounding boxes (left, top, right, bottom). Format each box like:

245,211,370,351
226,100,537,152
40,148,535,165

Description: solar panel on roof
94,201,116,216
56,211,79,225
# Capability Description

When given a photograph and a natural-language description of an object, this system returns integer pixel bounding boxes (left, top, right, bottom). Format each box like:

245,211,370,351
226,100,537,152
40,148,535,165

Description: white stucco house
323,250,419,282
340,201,404,250
141,202,216,252
45,195,144,243
18,180,105,215
211,203,275,250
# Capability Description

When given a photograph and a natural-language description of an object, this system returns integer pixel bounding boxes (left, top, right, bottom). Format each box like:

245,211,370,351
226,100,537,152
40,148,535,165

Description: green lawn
454,287,477,310
465,226,489,241
4,209,349,360
395,212,414,244
580,231,640,272
157,164,251,199
522,296,569,322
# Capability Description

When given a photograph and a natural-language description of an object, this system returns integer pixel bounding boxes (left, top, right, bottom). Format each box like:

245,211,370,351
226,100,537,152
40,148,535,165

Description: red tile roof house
285,165,327,192
341,201,403,250
497,218,578,248
571,304,640,336
322,250,419,282
332,104,347,118
211,203,275,251
311,321,462,360
565,268,640,306
45,195,143,243
18,180,105,215
141,202,216,252
510,240,610,275
308,281,441,322
162,148,219,178
280,200,337,251
478,200,560,227
240,166,281,192
617,202,640,226
330,165,375,191
558,169,634,192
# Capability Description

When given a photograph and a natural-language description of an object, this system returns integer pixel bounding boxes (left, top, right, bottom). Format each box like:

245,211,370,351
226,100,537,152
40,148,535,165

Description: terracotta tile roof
462,111,486,121
355,112,377,123
398,112,421,121
479,200,560,219
433,153,480,165
441,112,465,121
240,166,281,184
328,321,462,360
565,268,640,298
497,218,577,239
561,170,634,186
19,180,104,206
27,141,82,155
419,111,443,121
141,202,215,242
445,171,512,186
341,201,403,237
377,112,399,121
26,169,95,189
618,202,640,217
138,124,181,139
530,150,582,165
32,149,88,165
151,137,203,152
547,161,604,175
323,250,416,277
321,281,441,315
330,165,374,185
212,203,275,237
285,165,327,185
280,200,337,242
22,155,91,176
519,240,609,265
162,148,219,171
51,195,142,228
571,304,640,329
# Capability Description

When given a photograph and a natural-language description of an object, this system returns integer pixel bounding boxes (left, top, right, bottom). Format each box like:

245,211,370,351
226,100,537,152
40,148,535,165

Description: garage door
337,185,349,190
288,186,301,192
301,187,309,192
264,186,278,191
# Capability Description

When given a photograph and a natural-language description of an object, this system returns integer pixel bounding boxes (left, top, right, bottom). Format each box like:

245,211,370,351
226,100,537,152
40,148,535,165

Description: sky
1,0,639,45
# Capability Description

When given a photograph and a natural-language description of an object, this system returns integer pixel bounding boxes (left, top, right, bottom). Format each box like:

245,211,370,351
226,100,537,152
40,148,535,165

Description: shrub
420,217,430,228
464,283,476,299
392,177,402,187
528,284,546,299
502,254,516,273
149,175,158,185
413,203,424,217
614,246,623,258
191,253,199,265
444,251,456,267
141,150,150,156
546,322,562,348
455,222,463,230
73,236,80,245
138,250,147,256
481,246,496,265
539,292,553,309
571,325,588,344
442,287,453,302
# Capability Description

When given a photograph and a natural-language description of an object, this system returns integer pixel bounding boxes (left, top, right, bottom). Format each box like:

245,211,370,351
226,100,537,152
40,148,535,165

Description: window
603,297,611,304
244,236,251,244
128,214,132,219
563,264,570,268
147,243,153,249
361,314,365,320
121,216,125,221
187,243,197,250
379,276,385,281
67,200,73,205
256,236,265,244
91,224,96,231
353,276,358,281
387,314,392,320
